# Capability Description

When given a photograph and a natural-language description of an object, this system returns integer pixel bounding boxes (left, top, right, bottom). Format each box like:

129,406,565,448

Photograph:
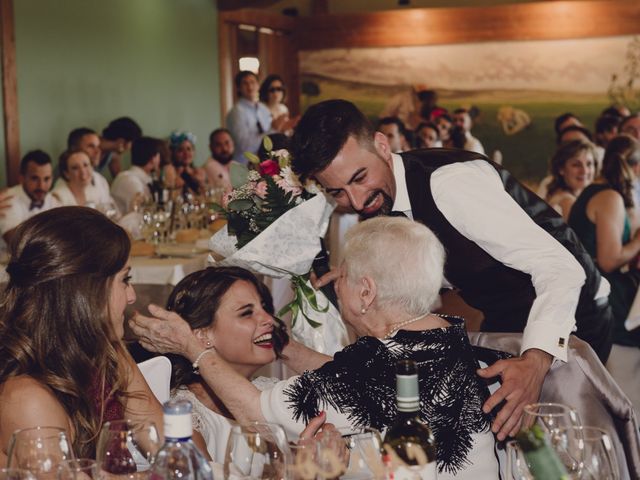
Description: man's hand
129,304,201,361
476,348,552,440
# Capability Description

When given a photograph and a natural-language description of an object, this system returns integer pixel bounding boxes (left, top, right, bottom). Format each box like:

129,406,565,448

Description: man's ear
373,131,393,165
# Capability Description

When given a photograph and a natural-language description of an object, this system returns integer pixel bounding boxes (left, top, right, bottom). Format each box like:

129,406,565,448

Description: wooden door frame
1,0,19,186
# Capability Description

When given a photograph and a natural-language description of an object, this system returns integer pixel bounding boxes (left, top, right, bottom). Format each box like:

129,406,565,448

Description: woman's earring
206,340,212,347
360,307,367,315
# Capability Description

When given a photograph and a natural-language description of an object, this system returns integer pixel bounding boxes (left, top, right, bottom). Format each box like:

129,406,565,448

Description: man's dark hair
259,74,286,103
67,127,96,150
20,150,51,175
209,127,232,145
438,112,453,124
601,106,625,119
453,108,468,115
290,99,375,182
102,117,142,141
595,115,621,135
554,112,579,135
377,116,406,136
557,125,593,145
131,137,161,167
620,113,640,132
257,133,289,162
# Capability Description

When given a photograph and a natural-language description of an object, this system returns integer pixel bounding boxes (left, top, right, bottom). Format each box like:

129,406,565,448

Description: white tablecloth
130,253,209,286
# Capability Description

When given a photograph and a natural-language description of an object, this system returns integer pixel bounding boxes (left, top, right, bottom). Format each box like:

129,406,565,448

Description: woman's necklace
384,313,429,339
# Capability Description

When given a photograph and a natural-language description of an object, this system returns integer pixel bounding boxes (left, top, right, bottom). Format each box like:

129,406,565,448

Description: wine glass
7,426,74,478
522,403,581,435
551,426,620,479
223,422,291,480
95,420,161,480
337,428,387,480
0,469,37,480
57,459,98,480
504,440,533,480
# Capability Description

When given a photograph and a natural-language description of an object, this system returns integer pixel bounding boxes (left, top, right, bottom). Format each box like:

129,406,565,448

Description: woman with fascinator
132,217,505,479
162,131,206,195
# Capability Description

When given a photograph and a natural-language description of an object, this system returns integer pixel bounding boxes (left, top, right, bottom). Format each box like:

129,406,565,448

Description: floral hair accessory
169,131,197,150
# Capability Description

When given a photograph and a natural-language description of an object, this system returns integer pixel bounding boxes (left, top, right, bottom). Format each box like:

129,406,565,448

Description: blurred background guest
204,128,239,192
436,113,454,148
545,140,596,220
99,117,143,179
377,116,409,153
163,131,205,195
595,114,621,150
453,108,484,154
414,121,441,148
53,150,104,207
67,127,111,201
259,74,289,123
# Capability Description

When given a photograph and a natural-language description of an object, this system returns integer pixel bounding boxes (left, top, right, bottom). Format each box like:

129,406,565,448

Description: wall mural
299,35,640,184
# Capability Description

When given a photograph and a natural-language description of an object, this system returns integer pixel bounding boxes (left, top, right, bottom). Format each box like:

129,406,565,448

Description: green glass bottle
383,359,438,479
516,425,569,480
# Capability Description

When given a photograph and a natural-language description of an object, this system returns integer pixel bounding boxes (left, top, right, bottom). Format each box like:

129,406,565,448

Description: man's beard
215,153,234,165
357,190,394,219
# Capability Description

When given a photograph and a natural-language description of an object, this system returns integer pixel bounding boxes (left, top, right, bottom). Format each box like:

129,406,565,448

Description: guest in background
621,113,640,140
568,135,640,414
111,137,161,213
554,112,582,136
67,127,111,201
99,117,143,178
450,125,468,150
0,207,164,464
0,150,59,244
417,89,447,123
259,74,289,123
436,113,454,148
545,140,596,220
163,131,205,195
226,71,289,165
204,128,238,192
453,108,485,154
595,115,621,149
377,116,409,153
414,121,441,148
53,150,104,207
557,125,604,173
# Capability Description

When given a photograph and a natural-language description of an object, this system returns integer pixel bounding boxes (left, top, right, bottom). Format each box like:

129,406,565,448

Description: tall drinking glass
7,426,74,479
551,426,620,479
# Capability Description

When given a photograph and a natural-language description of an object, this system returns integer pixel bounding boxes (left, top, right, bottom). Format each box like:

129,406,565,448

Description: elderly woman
132,217,500,479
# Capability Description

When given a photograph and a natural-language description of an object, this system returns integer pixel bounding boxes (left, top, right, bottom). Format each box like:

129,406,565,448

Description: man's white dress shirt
391,154,609,362
0,184,59,236
111,166,152,214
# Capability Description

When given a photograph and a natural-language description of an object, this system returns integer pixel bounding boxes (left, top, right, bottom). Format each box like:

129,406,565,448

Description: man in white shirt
111,137,160,214
290,100,613,441
453,108,485,154
0,150,59,243
68,127,112,201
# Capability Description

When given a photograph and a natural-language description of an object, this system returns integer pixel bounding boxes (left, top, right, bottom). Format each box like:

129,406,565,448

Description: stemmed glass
95,420,161,480
522,403,581,435
223,422,291,480
0,469,37,480
7,426,74,478
551,426,619,480
57,459,98,480
505,440,534,480
336,428,387,480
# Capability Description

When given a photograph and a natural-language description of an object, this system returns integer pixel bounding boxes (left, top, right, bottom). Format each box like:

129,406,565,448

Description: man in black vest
291,99,613,441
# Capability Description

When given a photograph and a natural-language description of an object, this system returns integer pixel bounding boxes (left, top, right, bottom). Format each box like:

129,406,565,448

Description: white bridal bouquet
208,139,348,355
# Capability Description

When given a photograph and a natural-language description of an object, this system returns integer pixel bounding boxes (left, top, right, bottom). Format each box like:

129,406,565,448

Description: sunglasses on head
268,86,284,93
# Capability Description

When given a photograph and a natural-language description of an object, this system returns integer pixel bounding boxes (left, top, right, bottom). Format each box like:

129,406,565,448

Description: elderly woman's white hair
341,217,445,316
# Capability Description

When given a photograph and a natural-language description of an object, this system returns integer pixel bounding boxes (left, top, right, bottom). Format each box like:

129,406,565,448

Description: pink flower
222,191,232,208
277,178,303,197
254,181,268,199
258,159,280,176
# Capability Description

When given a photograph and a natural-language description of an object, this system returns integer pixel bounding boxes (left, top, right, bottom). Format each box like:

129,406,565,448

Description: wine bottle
383,359,437,479
515,425,569,480
150,399,213,480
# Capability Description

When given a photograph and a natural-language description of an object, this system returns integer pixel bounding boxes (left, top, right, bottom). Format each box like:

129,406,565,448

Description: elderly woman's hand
129,304,202,361
0,189,12,216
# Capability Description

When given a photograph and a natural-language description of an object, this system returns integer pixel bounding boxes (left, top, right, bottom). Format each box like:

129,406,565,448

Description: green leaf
244,151,260,165
230,162,249,188
227,199,254,211
262,135,273,153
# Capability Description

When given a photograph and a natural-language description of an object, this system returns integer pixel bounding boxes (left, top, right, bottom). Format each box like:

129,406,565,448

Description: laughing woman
165,267,289,463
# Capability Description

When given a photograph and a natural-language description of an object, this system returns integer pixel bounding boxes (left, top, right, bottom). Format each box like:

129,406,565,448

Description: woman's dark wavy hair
601,135,640,208
546,140,596,198
166,266,289,390
259,74,286,104
0,206,131,457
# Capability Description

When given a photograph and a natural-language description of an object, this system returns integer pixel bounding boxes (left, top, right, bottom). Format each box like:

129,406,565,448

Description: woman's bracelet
192,348,215,374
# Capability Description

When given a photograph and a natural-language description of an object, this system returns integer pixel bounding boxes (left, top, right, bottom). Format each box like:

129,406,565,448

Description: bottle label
164,414,192,439
391,462,437,480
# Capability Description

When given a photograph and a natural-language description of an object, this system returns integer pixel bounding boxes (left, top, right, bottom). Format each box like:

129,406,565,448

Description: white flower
247,170,261,182
280,166,302,188
304,179,323,195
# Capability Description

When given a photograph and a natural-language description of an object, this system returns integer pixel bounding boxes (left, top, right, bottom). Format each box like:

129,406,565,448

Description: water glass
337,428,387,480
223,422,291,480
95,420,161,480
522,403,581,435
57,459,97,480
7,426,74,478
504,440,533,480
551,426,620,479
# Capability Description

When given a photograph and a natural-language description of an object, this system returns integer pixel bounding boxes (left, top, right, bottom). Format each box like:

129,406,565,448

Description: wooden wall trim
0,0,19,186
296,0,640,50
219,8,296,32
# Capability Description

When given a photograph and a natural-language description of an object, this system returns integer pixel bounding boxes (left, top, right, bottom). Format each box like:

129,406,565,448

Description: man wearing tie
1,150,59,244
290,99,613,442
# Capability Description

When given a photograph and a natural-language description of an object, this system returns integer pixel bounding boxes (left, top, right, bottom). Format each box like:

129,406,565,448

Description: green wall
1,0,220,187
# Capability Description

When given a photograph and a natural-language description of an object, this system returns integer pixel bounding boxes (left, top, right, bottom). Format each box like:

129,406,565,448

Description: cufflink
558,337,566,348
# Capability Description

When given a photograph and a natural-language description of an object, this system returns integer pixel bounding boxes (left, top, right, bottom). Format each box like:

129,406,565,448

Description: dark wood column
0,0,19,186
